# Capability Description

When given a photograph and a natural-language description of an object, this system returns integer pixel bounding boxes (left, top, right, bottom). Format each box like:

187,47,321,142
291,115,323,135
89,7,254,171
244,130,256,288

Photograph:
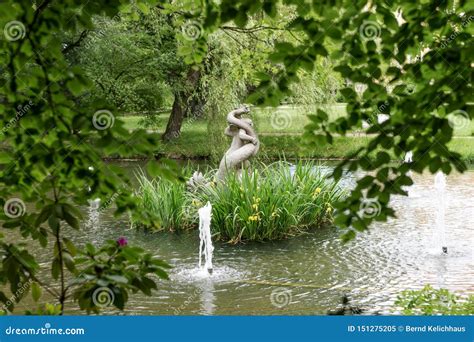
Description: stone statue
186,105,259,190
215,105,259,181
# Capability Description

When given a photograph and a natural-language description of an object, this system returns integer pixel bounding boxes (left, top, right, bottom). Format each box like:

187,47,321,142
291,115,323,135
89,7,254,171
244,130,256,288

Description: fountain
198,202,214,274
85,165,101,228
403,151,413,197
434,171,448,254
86,198,100,229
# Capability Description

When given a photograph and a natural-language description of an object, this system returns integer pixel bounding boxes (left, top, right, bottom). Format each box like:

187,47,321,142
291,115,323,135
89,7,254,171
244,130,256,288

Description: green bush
134,161,343,242
395,285,474,315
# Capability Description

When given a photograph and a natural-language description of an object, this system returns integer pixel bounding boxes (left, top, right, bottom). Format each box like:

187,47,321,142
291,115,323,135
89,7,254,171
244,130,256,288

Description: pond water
4,162,474,315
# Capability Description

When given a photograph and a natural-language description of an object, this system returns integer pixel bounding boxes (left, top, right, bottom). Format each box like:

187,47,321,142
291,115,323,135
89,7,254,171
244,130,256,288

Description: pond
4,162,474,315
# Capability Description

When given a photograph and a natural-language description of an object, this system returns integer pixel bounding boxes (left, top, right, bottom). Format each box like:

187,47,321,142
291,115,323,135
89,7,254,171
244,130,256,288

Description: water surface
4,164,474,315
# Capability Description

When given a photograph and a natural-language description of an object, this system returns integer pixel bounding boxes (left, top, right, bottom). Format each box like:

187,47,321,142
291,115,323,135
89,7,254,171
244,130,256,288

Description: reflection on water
2,164,473,315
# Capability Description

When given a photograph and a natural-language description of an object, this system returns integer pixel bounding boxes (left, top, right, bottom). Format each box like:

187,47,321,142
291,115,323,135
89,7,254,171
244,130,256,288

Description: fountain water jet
198,202,214,274
404,151,413,197
86,198,100,229
434,171,448,254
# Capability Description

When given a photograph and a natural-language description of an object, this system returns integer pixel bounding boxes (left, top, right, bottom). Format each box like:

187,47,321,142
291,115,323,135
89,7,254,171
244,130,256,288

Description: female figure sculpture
215,106,260,181
186,105,259,189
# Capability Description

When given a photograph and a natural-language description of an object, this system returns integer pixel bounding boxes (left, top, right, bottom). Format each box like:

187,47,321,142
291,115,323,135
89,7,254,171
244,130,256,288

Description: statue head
234,105,250,118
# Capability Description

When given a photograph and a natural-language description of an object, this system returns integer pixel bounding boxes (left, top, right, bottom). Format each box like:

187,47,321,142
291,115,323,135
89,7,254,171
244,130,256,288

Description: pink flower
116,236,128,247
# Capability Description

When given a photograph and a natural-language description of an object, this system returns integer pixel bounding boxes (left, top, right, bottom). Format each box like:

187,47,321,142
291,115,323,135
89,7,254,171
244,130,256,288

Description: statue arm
224,126,233,136
239,129,257,145
228,106,250,118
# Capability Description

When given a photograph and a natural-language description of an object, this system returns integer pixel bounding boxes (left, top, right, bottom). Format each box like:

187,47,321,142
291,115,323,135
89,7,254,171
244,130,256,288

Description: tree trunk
162,91,185,141
162,68,201,140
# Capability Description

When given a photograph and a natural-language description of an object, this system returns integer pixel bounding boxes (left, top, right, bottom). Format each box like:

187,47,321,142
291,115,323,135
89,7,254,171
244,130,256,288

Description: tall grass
134,161,344,242
135,171,194,231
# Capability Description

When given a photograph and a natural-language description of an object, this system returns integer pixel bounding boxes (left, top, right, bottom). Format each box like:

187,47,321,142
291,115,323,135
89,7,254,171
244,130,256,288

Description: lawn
118,104,474,163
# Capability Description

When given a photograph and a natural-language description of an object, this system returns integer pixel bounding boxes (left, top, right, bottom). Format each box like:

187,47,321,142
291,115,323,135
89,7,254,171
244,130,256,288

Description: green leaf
31,282,42,302
48,215,60,234
341,230,356,243
105,275,129,284
63,206,80,230
0,151,11,164
63,252,76,273
51,258,60,280
63,238,77,256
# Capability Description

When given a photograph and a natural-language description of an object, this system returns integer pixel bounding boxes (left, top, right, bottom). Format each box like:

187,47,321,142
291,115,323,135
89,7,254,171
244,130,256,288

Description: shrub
395,285,474,315
134,161,344,242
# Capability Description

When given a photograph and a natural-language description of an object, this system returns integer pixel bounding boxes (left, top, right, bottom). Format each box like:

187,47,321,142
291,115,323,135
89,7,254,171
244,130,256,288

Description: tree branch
62,30,89,54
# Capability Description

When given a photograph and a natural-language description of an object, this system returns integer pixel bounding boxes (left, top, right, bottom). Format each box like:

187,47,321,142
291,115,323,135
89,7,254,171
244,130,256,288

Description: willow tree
178,0,473,240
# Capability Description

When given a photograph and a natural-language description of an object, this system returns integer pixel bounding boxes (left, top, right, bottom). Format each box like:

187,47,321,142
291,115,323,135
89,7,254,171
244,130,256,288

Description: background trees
0,0,471,313
184,0,472,240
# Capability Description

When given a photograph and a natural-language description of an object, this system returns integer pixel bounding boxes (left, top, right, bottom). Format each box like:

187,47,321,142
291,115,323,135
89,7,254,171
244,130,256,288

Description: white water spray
403,151,413,197
198,202,214,274
434,171,448,254
86,198,101,229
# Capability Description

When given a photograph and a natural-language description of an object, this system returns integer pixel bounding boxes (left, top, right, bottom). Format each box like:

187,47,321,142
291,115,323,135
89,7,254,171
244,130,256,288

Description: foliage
72,239,171,313
287,58,344,105
1,0,472,315
179,0,473,241
135,161,344,242
136,170,194,231
0,0,182,314
68,15,173,113
395,285,474,315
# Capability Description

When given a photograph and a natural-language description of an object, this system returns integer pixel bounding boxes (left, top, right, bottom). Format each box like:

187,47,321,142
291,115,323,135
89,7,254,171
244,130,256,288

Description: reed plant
135,171,194,231
134,161,344,242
